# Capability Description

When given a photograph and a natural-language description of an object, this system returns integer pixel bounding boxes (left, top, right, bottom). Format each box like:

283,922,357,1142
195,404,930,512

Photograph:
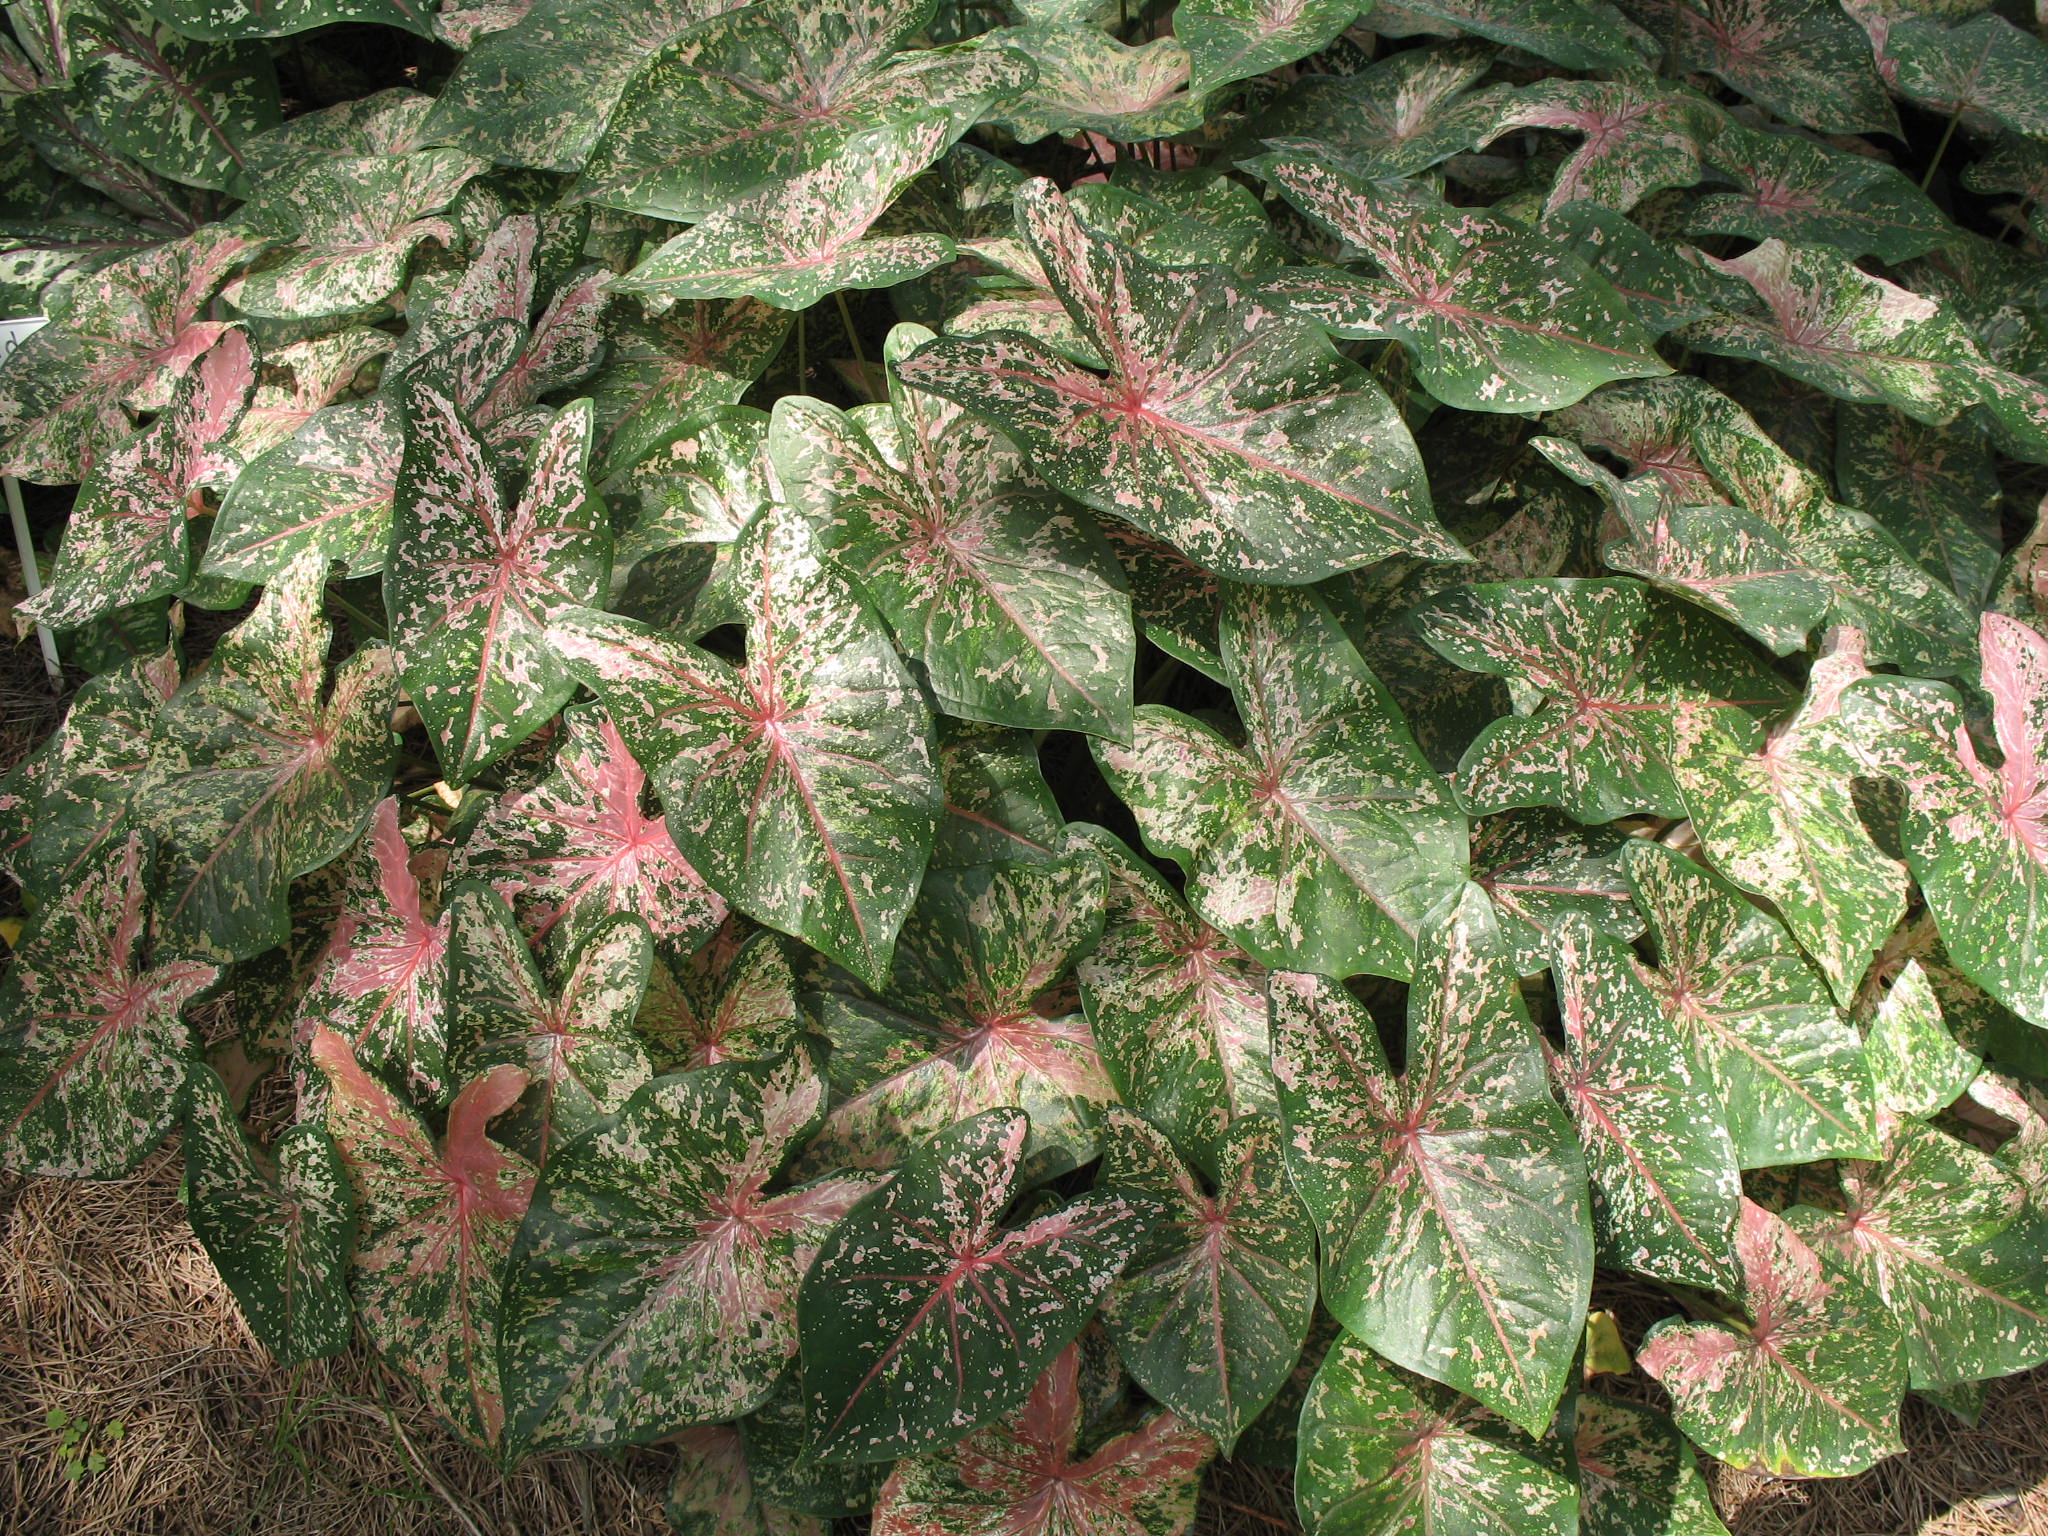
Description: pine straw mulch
3,1146,2048,1536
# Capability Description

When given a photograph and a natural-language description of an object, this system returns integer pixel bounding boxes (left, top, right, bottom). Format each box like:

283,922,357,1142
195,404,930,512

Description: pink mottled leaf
797,1108,1145,1462
311,1027,535,1455
501,1046,868,1454
1687,122,1951,265
1484,76,1722,215
1637,1198,1905,1477
1247,40,1509,180
1469,808,1641,974
667,1426,828,1536
1574,1394,1729,1536
894,178,1458,586
1175,0,1360,92
985,26,1205,144
871,1342,1215,1534
1614,0,1897,135
1268,887,1593,1436
635,924,804,1071
28,647,179,896
589,298,789,480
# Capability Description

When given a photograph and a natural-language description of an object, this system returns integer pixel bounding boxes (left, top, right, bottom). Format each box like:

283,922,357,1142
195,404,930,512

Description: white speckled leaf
1614,0,1896,134
589,299,790,480
797,1108,1144,1462
871,1342,1215,1534
0,833,218,1177
1485,76,1721,215
205,397,404,581
1381,0,1640,69
312,1028,534,1454
1095,582,1467,981
1834,406,2001,609
637,925,803,1071
139,0,432,40
894,178,1458,586
544,505,940,989
1072,824,1273,1175
1574,1393,1730,1536
770,323,1135,739
141,549,397,963
1469,809,1641,975
1882,13,2048,140
930,720,1064,869
1864,961,1978,1121
1637,1198,1904,1477
1268,888,1593,1436
985,26,1204,144
1688,123,1950,265
1550,915,1741,1287
1098,1109,1313,1453
608,405,772,562
501,1048,867,1453
667,1425,829,1536
1249,154,1669,414
1177,0,1357,91
29,647,179,895
1247,41,1508,180
1296,1337,1580,1536
182,1062,353,1366
388,386,609,783
1625,840,1878,1167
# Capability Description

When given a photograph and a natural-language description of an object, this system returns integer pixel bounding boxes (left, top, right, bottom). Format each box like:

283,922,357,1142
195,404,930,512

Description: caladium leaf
1413,577,1793,823
289,797,449,1103
0,222,253,483
182,1062,352,1366
797,1108,1144,1463
1094,582,1467,981
1097,1109,1314,1452
1789,1117,2048,1391
895,178,1458,586
668,1425,829,1536
1835,406,2001,609
1070,825,1272,1175
1250,153,1668,415
577,0,1032,221
422,0,744,174
1097,519,1226,684
500,1047,867,1453
1176,0,1356,91
1541,203,1742,337
637,925,804,1071
870,1343,1215,1535
1864,960,1978,1121
1246,40,1509,180
589,297,789,480
609,405,772,562
139,0,433,41
1484,76,1721,215
1296,1336,1580,1536
1687,123,1951,265
770,322,1135,739
310,1027,534,1454
28,646,178,894
1549,915,1741,1287
141,549,398,963
68,10,280,192
801,850,1113,1179
545,506,941,989
1626,840,1879,1167
1841,613,2048,1029
1616,0,1897,135
1881,13,2048,141
1376,0,1641,69
614,118,955,312
929,721,1064,869
388,386,607,783
1670,626,1909,1008
1574,1394,1730,1536
1637,1198,1904,1477
446,884,653,1164
984,27,1203,144
452,701,727,965
1469,809,1640,974
238,88,434,178
25,326,250,629
204,397,405,581
1269,888,1593,1436
0,833,218,1177
226,326,394,466
230,149,482,319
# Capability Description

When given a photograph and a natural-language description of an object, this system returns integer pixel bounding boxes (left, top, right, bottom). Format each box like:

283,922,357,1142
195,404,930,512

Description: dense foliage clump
4,0,2048,1528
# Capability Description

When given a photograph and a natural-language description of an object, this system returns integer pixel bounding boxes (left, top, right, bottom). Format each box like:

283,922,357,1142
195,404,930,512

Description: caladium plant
6,2,2048,1530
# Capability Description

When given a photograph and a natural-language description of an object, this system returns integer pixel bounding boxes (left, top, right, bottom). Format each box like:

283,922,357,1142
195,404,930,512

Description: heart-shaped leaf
1247,41,1508,180
770,322,1135,739
1574,1393,1729,1536
389,386,608,782
28,647,179,896
204,398,405,581
984,27,1204,145
1296,1336,1580,1536
1380,0,1640,69
1834,406,2001,609
446,883,653,1163
1625,839,1878,1166
798,1107,1144,1463
894,178,1457,585
668,1425,830,1536
930,721,1064,869
311,1028,535,1452
1485,77,1721,214
1098,1109,1314,1452
1638,1198,1904,1477
1687,122,1951,264
1550,915,1741,1287
545,505,940,989
589,298,789,480
801,849,1113,1179
139,0,434,40
1470,809,1641,974
1095,583,1467,981
141,548,397,963
501,1047,868,1453
1250,153,1669,414
182,1061,352,1365
0,833,218,1177
870,1343,1215,1534
1881,12,2048,140
69,10,281,192
451,701,728,965
1269,887,1592,1436
636,924,804,1071
1177,0,1357,91
1616,0,1896,134
1864,960,1978,1121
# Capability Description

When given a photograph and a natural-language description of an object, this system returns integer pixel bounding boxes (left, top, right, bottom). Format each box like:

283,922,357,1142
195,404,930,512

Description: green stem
834,290,871,397
796,307,807,391
1921,103,1965,194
